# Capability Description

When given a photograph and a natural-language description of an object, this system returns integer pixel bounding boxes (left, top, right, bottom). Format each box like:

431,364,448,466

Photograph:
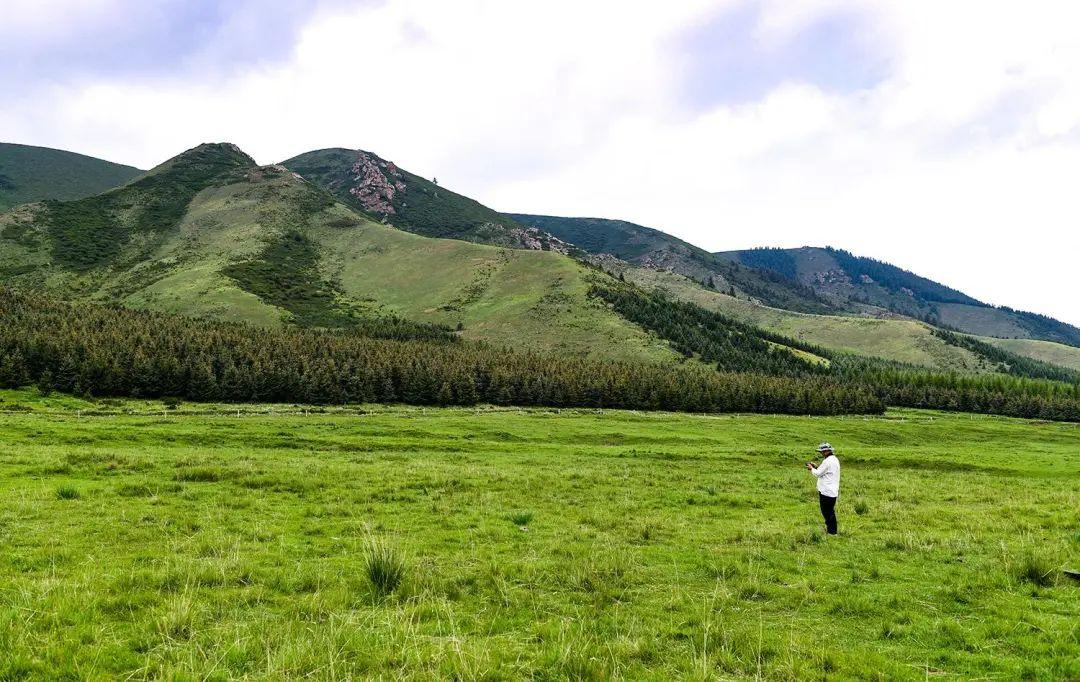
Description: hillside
0,142,143,211
0,143,678,365
980,337,1080,372
510,214,835,314
3,142,1079,422
722,246,1080,346
4,140,1078,387
283,149,570,252
598,261,988,371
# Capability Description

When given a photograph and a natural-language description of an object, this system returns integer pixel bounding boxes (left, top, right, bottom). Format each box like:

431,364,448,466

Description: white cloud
1,0,1078,325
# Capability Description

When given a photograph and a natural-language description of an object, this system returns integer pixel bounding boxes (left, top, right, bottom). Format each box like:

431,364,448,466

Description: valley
0,390,1075,679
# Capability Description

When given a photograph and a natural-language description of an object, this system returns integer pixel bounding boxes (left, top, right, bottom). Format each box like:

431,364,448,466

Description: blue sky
2,0,1079,325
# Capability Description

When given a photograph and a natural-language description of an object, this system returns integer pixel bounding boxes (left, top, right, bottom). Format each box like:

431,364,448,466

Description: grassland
982,337,1080,372
0,389,1076,679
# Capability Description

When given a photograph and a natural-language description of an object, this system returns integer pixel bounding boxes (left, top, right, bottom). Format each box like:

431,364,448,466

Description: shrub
365,540,406,596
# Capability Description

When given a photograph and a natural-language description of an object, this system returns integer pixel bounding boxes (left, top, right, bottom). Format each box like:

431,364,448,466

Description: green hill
0,142,143,212
0,143,677,365
721,246,1080,346
509,214,835,313
980,337,1080,372
283,149,571,252
4,140,1078,385
3,141,1079,422
600,262,987,371
499,214,1079,348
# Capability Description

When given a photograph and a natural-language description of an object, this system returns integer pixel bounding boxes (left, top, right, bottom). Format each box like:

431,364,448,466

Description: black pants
819,493,838,535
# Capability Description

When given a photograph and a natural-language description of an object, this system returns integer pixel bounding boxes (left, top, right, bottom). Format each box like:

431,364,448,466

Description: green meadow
0,389,1077,680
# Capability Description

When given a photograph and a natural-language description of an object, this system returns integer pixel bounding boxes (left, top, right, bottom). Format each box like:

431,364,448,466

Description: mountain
0,143,677,365
283,149,571,252
3,141,1078,382
605,262,986,371
509,214,834,314
503,212,1079,348
508,214,1080,364
720,246,1080,346
0,142,143,211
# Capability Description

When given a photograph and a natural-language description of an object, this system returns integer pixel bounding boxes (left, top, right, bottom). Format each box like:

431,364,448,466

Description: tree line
591,284,832,376
592,282,1080,422
0,287,883,416
931,329,1080,384
832,357,1080,422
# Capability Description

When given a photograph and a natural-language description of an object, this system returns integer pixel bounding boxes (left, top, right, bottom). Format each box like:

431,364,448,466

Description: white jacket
811,454,840,497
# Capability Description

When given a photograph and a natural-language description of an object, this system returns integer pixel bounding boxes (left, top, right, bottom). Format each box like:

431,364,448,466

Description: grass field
0,389,1077,679
982,337,1080,372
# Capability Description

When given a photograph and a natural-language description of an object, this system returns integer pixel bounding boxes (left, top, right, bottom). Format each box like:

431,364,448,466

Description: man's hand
806,461,816,471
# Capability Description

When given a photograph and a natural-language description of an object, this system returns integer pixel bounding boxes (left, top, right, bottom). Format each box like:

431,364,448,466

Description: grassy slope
0,168,676,365
981,337,1080,371
626,265,1080,374
509,214,835,314
0,390,1076,679
0,142,143,211
310,215,674,362
936,302,1031,338
616,266,988,370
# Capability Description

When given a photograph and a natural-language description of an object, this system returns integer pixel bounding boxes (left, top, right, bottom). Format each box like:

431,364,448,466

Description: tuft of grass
853,499,869,515
116,482,155,497
156,593,198,641
508,510,534,527
55,485,81,500
364,540,406,596
1015,551,1057,587
174,466,224,483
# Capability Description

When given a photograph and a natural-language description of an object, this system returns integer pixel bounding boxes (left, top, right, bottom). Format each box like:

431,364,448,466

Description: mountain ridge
0,142,683,366
505,213,1078,347
0,142,144,211
283,148,574,253
721,246,1080,346
508,213,835,314
2,140,1078,381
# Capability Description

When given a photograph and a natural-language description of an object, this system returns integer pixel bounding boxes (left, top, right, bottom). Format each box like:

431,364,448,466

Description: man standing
807,442,840,535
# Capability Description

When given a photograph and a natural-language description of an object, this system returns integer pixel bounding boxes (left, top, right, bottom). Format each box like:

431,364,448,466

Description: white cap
816,442,833,452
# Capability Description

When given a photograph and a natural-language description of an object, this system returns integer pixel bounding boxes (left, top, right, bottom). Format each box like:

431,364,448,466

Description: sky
3,0,1079,326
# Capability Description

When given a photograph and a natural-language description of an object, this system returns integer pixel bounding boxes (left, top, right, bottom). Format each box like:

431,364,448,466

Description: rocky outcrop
510,226,574,254
811,269,851,286
348,152,406,216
